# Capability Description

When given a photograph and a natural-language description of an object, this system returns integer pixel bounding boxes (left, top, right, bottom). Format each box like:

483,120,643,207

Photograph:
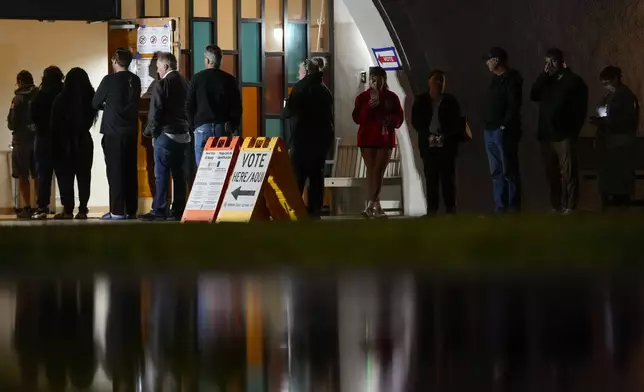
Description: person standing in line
483,47,524,214
93,47,142,220
30,66,64,220
50,68,98,220
186,45,242,166
411,70,464,216
353,66,404,218
7,70,38,219
140,52,190,221
530,48,588,214
590,66,639,210
282,57,334,219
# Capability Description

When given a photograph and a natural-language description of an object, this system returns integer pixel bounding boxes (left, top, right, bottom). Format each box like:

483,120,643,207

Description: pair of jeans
194,123,227,166
484,129,521,212
540,139,579,211
152,133,188,217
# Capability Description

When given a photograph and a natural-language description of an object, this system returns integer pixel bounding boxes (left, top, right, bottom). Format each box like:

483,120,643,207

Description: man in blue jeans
186,45,242,165
482,47,523,213
140,52,190,221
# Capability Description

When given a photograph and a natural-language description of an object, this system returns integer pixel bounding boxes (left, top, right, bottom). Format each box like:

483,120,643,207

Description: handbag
455,116,472,143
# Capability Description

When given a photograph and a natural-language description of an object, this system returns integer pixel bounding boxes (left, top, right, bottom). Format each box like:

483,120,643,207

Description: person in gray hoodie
7,70,38,219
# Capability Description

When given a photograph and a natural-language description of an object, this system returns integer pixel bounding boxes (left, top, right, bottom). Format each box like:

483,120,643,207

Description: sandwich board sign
372,46,402,71
216,137,307,223
182,137,241,223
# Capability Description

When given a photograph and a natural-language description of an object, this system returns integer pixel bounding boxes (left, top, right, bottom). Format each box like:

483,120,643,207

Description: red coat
352,88,404,149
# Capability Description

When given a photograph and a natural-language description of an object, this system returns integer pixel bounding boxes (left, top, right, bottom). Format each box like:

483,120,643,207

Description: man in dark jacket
282,57,334,219
411,70,463,215
530,48,588,214
483,47,523,213
186,45,242,166
140,52,190,221
93,48,142,220
30,66,64,220
7,70,38,219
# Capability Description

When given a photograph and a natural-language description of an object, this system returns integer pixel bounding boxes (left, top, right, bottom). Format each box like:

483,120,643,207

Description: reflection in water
2,274,644,391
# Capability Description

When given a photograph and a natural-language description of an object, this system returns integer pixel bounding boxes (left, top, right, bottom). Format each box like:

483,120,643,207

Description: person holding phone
590,66,639,210
482,47,524,214
352,66,404,218
530,48,588,215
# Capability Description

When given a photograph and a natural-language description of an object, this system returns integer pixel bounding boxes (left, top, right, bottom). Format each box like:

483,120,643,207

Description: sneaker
53,212,73,220
373,206,388,219
138,212,166,221
361,206,375,218
16,208,32,220
126,214,138,220
562,209,574,216
31,210,48,220
75,212,88,220
100,212,126,221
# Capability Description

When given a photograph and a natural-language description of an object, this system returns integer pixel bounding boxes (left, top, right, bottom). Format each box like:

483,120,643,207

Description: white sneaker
373,202,387,219
361,202,375,218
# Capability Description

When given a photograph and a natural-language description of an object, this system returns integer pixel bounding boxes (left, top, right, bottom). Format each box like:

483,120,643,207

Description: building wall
0,21,109,211
380,0,644,212
338,0,425,215
0,0,418,215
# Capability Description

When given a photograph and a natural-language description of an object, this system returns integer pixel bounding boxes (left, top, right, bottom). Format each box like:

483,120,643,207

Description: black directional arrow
231,186,256,200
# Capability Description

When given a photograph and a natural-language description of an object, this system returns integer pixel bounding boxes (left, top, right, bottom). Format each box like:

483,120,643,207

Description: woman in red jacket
352,66,404,218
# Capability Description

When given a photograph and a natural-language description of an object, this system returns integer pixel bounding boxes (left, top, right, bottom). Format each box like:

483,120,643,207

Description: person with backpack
7,70,38,219
282,57,334,219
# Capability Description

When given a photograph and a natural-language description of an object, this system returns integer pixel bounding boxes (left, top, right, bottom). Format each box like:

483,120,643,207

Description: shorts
11,134,36,179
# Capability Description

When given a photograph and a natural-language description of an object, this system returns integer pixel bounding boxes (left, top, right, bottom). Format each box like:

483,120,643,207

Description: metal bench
324,137,403,215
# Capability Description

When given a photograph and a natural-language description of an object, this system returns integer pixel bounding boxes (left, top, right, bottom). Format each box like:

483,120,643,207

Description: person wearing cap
530,48,588,214
590,65,639,210
483,47,524,213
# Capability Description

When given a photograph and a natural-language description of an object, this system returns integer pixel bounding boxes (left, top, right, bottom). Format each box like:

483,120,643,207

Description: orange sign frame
182,136,241,223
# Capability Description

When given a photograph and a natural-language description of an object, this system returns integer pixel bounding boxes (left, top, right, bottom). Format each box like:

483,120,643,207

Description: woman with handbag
411,70,464,215
352,66,404,218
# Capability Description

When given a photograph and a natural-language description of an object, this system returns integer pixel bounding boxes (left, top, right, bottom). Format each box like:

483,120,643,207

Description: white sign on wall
219,150,273,212
137,25,172,54
134,58,157,97
372,46,402,71
185,150,235,211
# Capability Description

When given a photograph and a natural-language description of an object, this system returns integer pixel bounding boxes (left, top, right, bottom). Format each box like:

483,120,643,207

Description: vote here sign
220,150,274,212
372,46,402,71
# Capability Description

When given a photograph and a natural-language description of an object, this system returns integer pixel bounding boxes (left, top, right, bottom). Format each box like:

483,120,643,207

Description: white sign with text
220,150,273,212
185,150,235,211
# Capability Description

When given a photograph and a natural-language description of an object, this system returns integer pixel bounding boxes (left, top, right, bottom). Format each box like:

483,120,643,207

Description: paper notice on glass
137,25,172,55
135,58,158,97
